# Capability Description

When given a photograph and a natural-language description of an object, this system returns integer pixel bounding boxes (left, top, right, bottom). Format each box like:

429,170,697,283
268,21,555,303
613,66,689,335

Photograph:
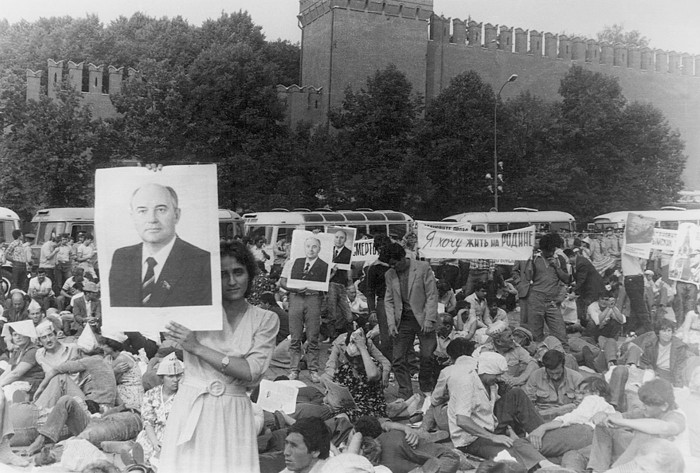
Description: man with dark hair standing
281,417,331,473
565,248,604,326
5,230,28,291
385,243,439,399
512,233,570,349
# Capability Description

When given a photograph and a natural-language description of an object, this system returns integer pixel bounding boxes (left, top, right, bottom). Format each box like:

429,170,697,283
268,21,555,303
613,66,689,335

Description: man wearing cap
34,321,83,408
71,281,101,334
442,350,556,470
28,267,54,311
480,325,539,388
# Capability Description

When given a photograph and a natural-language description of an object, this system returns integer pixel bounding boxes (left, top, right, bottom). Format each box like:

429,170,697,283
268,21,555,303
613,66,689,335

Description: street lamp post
493,74,518,211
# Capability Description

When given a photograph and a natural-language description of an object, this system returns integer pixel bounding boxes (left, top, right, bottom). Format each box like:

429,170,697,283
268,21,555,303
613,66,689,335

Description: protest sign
416,223,534,260
352,238,378,263
96,165,222,333
668,222,700,286
651,228,677,253
326,226,356,270
622,213,655,259
286,230,334,292
255,379,299,414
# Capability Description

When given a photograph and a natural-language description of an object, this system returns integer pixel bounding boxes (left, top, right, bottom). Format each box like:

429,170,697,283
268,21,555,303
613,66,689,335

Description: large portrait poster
668,222,700,286
96,165,222,333
622,213,655,259
285,230,334,292
325,226,356,271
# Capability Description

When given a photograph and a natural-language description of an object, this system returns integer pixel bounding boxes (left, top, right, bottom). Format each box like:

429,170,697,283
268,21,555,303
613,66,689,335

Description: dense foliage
0,13,686,224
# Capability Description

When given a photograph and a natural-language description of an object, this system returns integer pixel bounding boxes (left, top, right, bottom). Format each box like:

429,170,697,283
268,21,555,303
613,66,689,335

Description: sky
2,0,699,54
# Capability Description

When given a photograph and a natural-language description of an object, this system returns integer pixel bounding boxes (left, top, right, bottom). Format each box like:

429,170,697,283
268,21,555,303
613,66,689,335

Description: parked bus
441,208,576,234
31,207,243,264
591,208,700,231
243,209,414,273
0,207,22,296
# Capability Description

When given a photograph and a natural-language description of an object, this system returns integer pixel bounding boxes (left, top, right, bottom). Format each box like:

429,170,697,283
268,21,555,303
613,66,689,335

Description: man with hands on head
384,243,438,400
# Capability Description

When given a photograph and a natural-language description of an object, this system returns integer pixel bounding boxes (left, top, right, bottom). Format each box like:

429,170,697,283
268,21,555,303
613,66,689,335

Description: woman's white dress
159,305,279,473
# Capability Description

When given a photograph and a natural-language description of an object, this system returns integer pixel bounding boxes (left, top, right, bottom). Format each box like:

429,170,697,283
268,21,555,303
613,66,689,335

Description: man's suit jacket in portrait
384,259,438,333
109,237,212,307
289,257,329,283
333,246,352,265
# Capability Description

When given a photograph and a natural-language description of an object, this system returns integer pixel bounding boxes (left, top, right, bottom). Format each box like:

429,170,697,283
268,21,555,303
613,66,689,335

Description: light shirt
348,296,368,315
39,240,58,268
465,293,488,327
56,244,71,263
621,254,644,277
279,458,327,473
29,277,53,296
553,394,615,428
434,330,468,359
141,236,176,282
36,342,81,383
432,355,494,448
657,342,672,370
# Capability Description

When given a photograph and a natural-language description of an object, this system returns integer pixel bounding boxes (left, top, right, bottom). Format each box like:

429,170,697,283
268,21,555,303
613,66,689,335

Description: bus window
71,225,94,241
35,222,67,245
0,221,15,243
389,224,408,239
659,221,679,230
369,225,387,237
550,222,572,232
348,225,369,240
508,222,529,230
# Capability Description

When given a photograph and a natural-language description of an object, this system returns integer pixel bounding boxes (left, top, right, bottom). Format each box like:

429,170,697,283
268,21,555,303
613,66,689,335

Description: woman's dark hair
542,349,565,370
100,336,124,353
437,279,451,295
354,415,383,439
446,338,476,360
288,417,331,459
654,318,676,335
580,376,611,402
220,241,257,296
638,378,677,410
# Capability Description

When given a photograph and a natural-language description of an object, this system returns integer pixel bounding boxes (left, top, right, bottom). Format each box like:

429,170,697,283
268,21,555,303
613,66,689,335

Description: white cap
2,320,37,339
156,352,184,376
101,329,128,344
36,321,55,338
477,351,508,375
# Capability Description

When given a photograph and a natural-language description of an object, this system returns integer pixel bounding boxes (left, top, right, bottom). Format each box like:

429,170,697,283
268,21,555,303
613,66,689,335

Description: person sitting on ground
34,338,117,412
28,267,54,311
322,327,389,421
0,389,29,467
437,280,456,315
584,378,685,473
352,415,459,473
4,291,29,323
69,281,101,335
524,349,583,411
573,291,625,374
56,266,84,312
33,321,83,408
638,318,699,387
465,281,491,331
135,352,184,467
0,320,44,396
431,314,468,379
281,417,332,473
347,286,369,325
479,324,539,388
439,350,557,471
526,376,615,457
27,301,63,335
603,438,685,473
100,331,144,410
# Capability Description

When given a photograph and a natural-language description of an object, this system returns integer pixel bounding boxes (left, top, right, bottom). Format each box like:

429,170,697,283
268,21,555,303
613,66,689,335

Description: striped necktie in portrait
142,257,157,305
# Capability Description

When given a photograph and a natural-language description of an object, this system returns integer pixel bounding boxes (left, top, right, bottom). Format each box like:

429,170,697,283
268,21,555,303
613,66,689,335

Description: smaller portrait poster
622,213,655,259
284,230,334,292
326,226,356,271
669,222,700,286
96,165,222,333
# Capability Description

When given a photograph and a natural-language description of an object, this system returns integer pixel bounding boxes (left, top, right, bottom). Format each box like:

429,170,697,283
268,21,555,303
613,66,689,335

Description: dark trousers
460,388,546,470
11,265,27,291
54,262,72,296
623,275,652,335
38,396,91,442
392,314,437,398
378,430,460,473
376,298,392,360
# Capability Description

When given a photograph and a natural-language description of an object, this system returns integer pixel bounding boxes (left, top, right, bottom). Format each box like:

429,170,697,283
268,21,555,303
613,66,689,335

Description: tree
597,24,650,47
416,71,496,216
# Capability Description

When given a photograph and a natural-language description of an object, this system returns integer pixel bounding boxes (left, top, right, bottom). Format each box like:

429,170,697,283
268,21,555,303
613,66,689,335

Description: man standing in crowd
565,248,604,326
327,229,353,338
621,253,652,335
385,243,438,399
6,230,28,291
513,234,570,350
39,234,60,295
53,234,73,298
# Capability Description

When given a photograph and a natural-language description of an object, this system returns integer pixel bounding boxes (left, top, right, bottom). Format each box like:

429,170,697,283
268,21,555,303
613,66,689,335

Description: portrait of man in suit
289,236,329,283
108,183,212,307
331,230,352,267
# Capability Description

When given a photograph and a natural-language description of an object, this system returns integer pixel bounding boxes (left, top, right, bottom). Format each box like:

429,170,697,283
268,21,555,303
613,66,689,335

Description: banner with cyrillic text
352,238,378,263
651,228,677,253
416,223,535,260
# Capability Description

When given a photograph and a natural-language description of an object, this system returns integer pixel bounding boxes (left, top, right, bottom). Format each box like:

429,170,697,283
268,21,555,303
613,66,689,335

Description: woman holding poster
159,242,279,473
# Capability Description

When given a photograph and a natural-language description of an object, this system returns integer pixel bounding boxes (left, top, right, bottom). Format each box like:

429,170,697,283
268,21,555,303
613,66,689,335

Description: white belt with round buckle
207,379,225,397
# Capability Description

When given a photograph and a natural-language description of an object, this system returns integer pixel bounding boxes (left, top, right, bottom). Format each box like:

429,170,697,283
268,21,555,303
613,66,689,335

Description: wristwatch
220,355,230,373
